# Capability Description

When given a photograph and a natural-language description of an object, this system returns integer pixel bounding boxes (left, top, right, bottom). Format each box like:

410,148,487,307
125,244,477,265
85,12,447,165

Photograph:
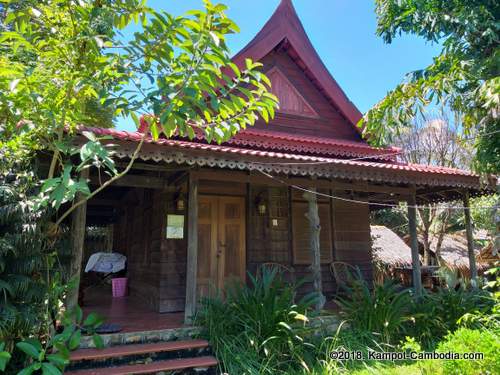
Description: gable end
268,67,319,118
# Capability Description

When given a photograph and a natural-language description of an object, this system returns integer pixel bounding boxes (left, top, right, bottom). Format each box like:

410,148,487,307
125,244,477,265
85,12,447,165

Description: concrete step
79,327,201,349
65,355,218,375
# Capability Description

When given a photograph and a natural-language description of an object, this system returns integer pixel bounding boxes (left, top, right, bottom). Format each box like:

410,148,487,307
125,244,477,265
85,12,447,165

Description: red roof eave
79,127,491,190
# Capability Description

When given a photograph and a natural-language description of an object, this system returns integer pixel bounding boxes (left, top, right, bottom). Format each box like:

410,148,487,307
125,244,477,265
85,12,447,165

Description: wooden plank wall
112,181,374,312
113,188,164,311
332,200,373,283
158,190,187,313
247,186,336,297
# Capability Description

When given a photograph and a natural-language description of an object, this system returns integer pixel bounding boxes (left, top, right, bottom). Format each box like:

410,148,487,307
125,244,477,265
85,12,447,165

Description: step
65,356,218,375
70,340,209,362
79,327,201,349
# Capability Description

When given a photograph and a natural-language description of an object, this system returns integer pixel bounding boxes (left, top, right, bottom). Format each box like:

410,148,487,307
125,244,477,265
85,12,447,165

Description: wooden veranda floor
82,286,186,333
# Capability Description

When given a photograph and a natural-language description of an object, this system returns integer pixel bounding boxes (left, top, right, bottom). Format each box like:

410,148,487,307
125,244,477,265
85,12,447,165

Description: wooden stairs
65,339,218,375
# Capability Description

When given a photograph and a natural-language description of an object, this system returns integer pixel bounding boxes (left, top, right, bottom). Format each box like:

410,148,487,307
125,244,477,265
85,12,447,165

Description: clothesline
257,170,498,211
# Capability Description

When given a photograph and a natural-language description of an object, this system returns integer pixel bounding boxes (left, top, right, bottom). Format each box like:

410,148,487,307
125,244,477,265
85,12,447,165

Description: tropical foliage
197,265,499,375
336,277,412,344
0,0,278,372
195,267,318,374
0,0,278,223
362,0,500,173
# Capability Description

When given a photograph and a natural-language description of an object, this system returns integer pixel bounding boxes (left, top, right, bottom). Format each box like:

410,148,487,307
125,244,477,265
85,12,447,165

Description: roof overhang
75,127,497,204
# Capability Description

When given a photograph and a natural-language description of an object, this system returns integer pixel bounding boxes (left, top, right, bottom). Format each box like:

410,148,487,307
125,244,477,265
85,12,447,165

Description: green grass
349,362,442,375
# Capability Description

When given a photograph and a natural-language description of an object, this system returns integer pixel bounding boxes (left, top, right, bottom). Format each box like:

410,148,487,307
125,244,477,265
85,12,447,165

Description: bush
195,267,318,374
436,327,500,375
405,286,494,349
336,277,412,344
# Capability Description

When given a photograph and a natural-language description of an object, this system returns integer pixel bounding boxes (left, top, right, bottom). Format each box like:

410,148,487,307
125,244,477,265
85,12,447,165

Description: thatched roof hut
373,226,492,278
429,232,484,275
371,225,414,267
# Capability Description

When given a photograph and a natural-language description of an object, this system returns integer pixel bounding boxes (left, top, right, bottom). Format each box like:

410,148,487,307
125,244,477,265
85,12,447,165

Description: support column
407,193,422,297
463,190,478,287
303,189,326,311
184,173,199,324
67,168,89,311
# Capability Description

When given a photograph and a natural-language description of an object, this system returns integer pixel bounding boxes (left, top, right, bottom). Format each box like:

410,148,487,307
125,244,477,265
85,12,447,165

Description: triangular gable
267,67,319,118
231,0,363,134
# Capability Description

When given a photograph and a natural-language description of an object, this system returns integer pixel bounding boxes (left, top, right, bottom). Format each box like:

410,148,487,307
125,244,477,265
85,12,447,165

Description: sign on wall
166,214,185,239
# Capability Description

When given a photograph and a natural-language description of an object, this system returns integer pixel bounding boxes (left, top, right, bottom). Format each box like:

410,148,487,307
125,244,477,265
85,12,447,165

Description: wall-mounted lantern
255,193,267,216
175,191,186,211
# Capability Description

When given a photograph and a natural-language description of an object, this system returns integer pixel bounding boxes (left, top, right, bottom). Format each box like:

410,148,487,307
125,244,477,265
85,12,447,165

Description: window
292,201,333,264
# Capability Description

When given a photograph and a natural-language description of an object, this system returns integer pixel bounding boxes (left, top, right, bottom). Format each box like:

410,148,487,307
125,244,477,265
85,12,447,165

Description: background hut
371,225,414,285
432,232,490,277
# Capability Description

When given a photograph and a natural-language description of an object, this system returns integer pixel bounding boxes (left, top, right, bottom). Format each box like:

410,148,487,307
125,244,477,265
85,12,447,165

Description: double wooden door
197,196,246,298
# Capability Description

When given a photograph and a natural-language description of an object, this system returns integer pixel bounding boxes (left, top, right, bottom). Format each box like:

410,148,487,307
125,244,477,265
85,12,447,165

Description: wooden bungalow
73,0,495,327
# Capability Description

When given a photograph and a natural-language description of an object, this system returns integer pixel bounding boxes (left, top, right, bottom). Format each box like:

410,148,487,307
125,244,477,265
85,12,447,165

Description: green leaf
46,353,69,368
92,334,104,349
68,330,81,351
83,313,104,328
41,363,62,375
0,351,11,372
16,341,41,359
130,112,140,128
17,363,37,375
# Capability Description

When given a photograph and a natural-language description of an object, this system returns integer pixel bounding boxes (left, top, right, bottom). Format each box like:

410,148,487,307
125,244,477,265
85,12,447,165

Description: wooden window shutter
292,201,333,265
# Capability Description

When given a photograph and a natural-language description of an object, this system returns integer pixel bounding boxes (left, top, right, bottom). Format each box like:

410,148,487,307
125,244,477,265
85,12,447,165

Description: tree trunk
418,207,431,266
303,189,325,311
67,168,89,311
434,210,450,266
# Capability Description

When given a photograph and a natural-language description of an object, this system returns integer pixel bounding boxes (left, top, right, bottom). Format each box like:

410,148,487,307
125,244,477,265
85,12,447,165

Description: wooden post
463,190,478,287
184,173,199,324
407,193,422,297
67,168,89,311
303,188,326,311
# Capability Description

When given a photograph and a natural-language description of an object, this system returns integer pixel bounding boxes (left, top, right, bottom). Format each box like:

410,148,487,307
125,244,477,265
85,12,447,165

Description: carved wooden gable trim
268,67,319,118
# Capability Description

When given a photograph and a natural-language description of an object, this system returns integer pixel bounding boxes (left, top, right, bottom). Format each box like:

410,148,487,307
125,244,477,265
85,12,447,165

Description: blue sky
116,0,441,131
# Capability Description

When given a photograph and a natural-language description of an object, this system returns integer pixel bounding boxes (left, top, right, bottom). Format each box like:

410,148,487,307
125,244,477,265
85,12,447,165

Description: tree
362,0,499,173
371,112,489,265
0,0,278,371
397,112,471,264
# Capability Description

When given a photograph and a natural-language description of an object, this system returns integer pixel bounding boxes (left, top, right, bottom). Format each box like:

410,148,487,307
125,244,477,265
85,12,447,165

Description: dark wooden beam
407,192,423,297
192,169,412,196
167,171,189,187
67,168,89,310
463,190,478,287
116,161,186,172
184,173,199,324
87,199,119,207
89,174,175,190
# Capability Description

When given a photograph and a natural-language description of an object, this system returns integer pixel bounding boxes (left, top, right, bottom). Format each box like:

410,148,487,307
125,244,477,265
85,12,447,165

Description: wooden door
197,196,245,298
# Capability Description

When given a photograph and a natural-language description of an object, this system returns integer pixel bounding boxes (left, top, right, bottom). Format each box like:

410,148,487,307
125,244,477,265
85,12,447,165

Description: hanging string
257,170,498,211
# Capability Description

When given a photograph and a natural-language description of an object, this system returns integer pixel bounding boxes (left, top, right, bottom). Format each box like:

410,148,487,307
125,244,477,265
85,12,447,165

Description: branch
55,133,146,226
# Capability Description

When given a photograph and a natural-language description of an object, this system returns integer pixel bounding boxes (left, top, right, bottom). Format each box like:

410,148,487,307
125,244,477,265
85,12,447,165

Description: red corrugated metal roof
81,127,476,178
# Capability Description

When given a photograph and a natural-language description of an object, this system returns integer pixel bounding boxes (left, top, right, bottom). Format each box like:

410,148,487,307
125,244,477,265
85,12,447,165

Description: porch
82,286,185,333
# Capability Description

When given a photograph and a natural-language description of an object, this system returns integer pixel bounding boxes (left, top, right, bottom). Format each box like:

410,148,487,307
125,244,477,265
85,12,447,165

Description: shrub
405,286,494,349
336,277,412,344
195,267,318,374
436,327,500,375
